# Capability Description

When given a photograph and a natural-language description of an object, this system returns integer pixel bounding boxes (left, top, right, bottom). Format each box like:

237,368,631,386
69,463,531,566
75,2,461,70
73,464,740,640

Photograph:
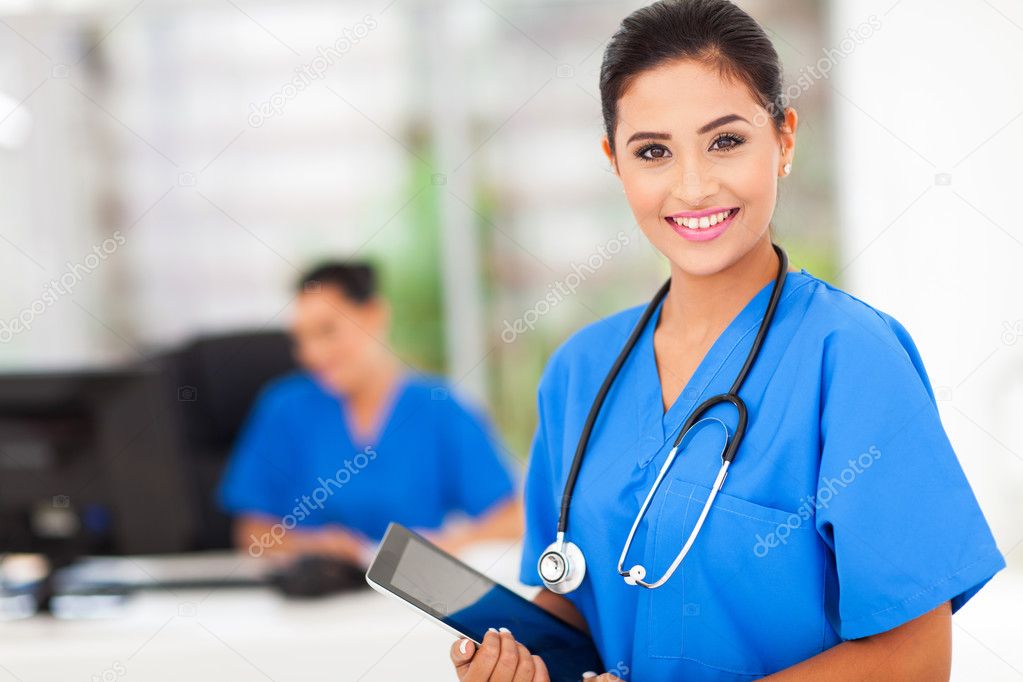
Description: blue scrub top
518,268,1005,680
218,371,518,542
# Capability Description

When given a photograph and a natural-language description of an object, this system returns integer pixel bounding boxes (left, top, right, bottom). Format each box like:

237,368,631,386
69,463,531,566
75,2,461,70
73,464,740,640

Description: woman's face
603,59,796,277
291,286,390,394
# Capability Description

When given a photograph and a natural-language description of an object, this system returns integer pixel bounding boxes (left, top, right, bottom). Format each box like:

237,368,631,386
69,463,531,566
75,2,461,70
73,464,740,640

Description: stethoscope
537,243,789,593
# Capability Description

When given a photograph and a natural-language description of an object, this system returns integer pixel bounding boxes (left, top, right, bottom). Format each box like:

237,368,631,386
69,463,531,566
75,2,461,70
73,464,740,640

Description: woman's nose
670,163,719,207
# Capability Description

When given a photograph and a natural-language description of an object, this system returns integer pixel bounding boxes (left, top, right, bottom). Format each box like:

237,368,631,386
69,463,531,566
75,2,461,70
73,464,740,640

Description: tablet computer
365,522,604,682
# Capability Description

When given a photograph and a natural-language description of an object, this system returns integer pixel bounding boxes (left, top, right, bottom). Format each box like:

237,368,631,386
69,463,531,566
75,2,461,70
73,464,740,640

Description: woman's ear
778,107,798,167
601,136,619,177
371,297,392,336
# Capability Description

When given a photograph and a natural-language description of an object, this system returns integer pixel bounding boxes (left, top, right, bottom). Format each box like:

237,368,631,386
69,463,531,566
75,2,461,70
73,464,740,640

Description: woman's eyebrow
697,113,750,134
625,131,671,146
624,114,752,146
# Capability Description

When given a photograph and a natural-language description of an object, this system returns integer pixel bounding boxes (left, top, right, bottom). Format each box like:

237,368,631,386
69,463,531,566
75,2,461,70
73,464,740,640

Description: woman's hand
234,515,373,566
450,629,549,682
449,629,622,681
316,525,374,566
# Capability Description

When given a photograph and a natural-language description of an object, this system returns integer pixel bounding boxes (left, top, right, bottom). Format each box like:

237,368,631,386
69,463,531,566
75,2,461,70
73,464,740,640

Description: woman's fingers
450,637,476,680
491,629,521,682
531,655,550,682
318,525,369,564
463,629,503,680
510,640,536,682
449,628,549,682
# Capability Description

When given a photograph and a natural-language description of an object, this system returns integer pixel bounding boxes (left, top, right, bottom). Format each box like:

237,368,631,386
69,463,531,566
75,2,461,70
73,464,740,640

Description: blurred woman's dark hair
599,0,787,157
298,261,377,304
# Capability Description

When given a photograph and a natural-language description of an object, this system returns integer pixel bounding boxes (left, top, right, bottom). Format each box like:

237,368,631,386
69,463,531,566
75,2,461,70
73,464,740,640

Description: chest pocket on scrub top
643,465,827,674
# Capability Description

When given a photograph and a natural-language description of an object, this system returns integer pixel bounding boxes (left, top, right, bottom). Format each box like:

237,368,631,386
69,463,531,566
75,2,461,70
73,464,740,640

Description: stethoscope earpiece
624,564,646,586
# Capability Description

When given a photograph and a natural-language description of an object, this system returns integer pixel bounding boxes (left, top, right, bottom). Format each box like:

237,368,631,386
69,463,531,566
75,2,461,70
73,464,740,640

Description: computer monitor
0,367,197,561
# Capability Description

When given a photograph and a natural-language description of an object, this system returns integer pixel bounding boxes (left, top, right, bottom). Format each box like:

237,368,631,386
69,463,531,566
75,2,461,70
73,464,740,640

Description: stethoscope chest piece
538,534,587,594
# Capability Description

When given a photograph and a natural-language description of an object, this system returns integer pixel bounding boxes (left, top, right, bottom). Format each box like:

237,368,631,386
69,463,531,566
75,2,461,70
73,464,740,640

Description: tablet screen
367,523,604,682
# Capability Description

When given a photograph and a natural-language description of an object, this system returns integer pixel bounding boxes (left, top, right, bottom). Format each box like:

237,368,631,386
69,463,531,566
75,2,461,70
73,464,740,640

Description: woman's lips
664,207,739,242
666,206,738,220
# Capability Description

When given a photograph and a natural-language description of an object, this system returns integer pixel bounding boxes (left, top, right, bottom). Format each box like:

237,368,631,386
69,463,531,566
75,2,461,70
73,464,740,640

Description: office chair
158,330,297,550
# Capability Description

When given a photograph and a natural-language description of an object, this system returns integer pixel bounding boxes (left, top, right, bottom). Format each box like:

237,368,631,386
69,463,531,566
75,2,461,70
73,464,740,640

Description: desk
0,548,1020,681
0,542,532,682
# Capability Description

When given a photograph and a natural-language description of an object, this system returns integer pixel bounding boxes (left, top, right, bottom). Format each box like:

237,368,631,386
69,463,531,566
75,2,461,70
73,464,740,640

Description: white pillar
420,0,488,401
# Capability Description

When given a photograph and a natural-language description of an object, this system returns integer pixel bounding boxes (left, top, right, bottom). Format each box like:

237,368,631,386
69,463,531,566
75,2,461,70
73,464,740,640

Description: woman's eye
634,144,671,161
710,133,746,152
633,134,745,161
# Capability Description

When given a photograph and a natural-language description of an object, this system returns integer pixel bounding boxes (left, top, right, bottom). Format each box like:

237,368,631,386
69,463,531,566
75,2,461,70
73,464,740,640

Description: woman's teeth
670,208,735,229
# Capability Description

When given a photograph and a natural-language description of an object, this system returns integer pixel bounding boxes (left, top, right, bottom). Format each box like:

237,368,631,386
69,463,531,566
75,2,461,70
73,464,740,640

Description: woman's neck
344,356,403,442
659,239,785,342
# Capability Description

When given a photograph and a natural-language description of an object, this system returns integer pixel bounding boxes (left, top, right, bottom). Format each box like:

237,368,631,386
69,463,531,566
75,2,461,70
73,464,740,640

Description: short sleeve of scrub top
814,308,1004,639
217,381,295,518
518,348,572,588
517,270,1005,680
437,386,520,517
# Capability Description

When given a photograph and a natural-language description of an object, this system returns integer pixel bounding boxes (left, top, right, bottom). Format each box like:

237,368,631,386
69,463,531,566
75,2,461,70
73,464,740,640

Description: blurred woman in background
218,261,521,565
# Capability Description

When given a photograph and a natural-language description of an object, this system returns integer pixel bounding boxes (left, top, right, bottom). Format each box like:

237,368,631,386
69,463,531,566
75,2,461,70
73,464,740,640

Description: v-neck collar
630,269,808,465
338,372,409,449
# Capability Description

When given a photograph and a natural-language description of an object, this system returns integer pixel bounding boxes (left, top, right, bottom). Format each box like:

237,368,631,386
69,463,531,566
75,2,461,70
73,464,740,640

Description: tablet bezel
365,522,591,646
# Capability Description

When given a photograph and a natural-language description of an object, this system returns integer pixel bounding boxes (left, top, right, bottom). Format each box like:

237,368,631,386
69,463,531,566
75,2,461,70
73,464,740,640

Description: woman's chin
310,371,348,395
656,243,733,278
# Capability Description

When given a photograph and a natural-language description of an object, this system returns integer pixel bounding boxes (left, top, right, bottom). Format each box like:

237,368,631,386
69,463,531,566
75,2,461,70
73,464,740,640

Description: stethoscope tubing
543,243,790,591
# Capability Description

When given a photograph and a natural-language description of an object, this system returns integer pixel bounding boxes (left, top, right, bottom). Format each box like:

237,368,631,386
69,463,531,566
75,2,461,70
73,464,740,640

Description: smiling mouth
665,207,740,230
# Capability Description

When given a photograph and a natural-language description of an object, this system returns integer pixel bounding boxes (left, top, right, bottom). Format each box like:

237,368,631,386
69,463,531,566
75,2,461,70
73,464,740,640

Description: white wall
830,0,1023,562
0,12,126,369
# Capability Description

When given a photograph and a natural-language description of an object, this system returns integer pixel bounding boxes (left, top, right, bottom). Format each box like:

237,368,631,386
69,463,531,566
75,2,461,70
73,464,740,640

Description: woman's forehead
294,288,357,318
616,60,761,133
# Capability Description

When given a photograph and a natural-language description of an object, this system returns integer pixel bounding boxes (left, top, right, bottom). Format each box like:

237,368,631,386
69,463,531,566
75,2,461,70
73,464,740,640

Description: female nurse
449,1,1005,680
218,261,522,565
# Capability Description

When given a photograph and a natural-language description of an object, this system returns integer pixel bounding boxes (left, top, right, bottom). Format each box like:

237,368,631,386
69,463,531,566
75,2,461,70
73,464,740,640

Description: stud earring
782,162,792,176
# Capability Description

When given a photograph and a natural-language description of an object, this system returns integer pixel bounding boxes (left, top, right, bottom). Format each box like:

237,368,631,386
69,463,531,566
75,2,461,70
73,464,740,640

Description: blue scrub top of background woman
219,370,518,542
